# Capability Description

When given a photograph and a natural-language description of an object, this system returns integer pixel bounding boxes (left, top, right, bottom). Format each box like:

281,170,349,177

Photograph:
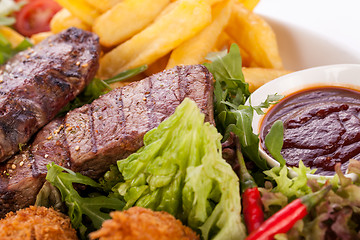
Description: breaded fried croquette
89,207,199,240
0,206,78,240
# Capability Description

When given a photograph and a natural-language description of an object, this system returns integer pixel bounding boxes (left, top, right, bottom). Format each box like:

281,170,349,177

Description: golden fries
99,0,212,78
206,0,224,5
50,9,90,34
84,0,122,13
145,53,170,76
242,67,292,92
225,2,283,69
55,0,100,25
53,0,286,92
93,0,170,47
236,0,260,11
30,32,54,44
166,0,232,69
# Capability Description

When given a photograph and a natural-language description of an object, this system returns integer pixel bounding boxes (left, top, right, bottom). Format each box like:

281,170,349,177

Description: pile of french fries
32,0,292,91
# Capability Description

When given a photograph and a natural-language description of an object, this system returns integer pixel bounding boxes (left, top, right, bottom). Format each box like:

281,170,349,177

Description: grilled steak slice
0,27,100,162
0,64,214,217
0,119,67,216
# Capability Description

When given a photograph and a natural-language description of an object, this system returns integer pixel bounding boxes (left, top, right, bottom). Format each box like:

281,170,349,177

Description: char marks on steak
0,27,100,162
0,64,214,218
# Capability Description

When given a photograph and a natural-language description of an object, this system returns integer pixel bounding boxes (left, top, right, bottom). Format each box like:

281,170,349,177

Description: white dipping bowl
249,64,360,181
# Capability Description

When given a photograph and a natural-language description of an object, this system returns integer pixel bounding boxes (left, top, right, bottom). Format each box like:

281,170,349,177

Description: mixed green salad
33,44,360,240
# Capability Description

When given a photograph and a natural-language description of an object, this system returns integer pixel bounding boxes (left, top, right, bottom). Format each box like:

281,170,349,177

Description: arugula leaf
46,163,125,237
265,120,286,166
204,44,250,120
252,94,284,115
57,65,147,116
204,44,281,169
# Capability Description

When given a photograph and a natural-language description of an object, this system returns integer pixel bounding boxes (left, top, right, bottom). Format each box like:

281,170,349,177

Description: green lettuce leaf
110,98,246,240
264,161,315,200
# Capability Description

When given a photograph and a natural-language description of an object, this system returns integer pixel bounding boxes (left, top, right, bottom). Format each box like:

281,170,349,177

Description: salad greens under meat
46,98,246,239
39,44,360,240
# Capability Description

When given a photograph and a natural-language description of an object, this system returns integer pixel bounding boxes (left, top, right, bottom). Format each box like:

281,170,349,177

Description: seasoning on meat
0,27,100,162
0,64,214,218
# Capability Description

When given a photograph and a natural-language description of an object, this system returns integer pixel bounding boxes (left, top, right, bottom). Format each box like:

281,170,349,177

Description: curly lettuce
261,161,360,240
109,98,246,240
263,161,316,200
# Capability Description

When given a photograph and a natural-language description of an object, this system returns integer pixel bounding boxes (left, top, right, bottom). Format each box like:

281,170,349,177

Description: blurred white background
255,0,360,70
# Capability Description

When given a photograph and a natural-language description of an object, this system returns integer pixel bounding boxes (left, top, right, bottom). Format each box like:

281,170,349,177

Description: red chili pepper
245,185,332,240
242,188,264,233
236,138,264,234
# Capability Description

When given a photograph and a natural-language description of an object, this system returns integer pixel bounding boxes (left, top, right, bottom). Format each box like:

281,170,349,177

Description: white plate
249,64,360,181
255,0,360,70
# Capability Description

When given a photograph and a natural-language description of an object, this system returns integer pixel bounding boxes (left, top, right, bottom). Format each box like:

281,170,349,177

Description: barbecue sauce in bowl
260,86,360,175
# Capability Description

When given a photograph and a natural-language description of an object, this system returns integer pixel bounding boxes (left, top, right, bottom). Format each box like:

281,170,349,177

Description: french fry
173,0,223,5
214,32,253,67
144,53,170,76
93,0,170,47
238,45,255,68
0,26,25,47
50,9,90,34
206,0,224,5
99,0,212,78
55,0,100,25
214,31,232,51
242,67,292,92
225,2,283,69
30,32,54,45
166,0,232,69
84,0,122,13
109,73,148,89
236,0,260,11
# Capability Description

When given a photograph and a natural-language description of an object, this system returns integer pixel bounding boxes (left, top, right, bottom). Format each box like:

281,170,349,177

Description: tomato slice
15,0,62,37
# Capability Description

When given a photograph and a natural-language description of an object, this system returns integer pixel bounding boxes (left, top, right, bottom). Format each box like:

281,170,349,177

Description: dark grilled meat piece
0,64,214,218
0,27,100,162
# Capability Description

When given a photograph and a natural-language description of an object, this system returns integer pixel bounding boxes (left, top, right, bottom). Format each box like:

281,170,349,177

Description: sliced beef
0,64,214,218
0,27,100,162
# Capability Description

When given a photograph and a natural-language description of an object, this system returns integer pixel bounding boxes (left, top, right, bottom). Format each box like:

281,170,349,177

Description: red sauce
260,86,360,175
